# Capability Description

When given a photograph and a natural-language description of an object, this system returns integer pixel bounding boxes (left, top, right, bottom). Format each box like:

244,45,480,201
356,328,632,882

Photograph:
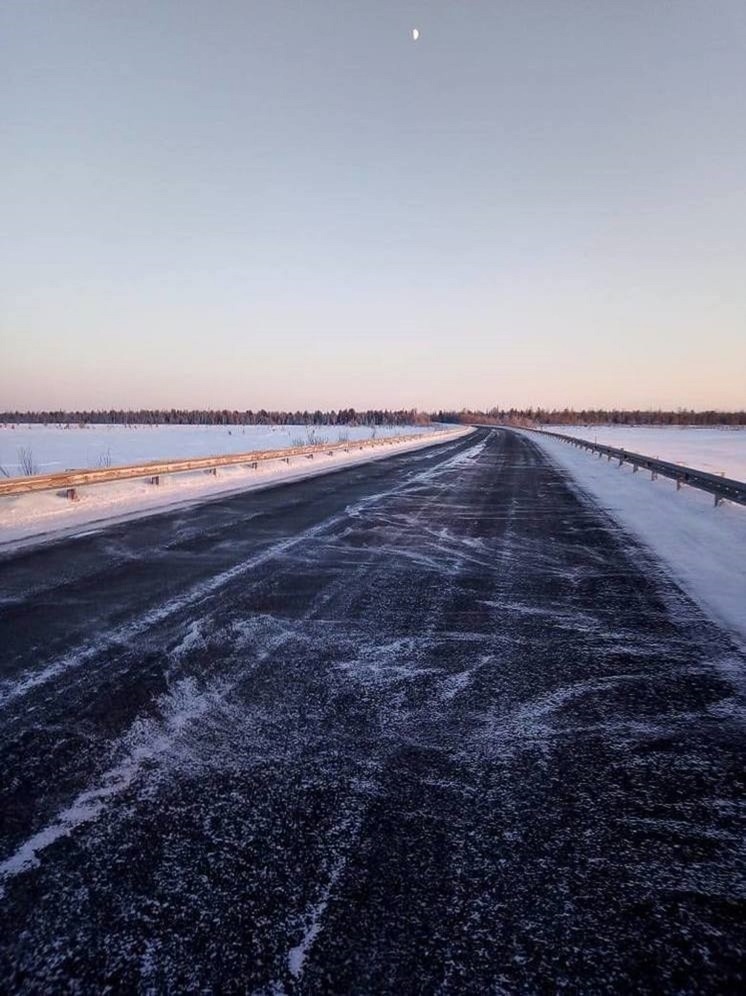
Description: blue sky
2,1,745,410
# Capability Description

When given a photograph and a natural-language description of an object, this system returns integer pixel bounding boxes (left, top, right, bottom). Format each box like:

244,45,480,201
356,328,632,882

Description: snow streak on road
0,429,744,992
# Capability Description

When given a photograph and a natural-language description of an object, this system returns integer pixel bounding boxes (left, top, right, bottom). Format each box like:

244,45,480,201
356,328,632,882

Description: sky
2,0,745,412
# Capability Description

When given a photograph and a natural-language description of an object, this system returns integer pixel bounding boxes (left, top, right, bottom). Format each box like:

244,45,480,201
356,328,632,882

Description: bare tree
17,446,38,476
98,447,112,469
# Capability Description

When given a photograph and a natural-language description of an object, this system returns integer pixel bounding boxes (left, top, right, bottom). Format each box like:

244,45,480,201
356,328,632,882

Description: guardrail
0,430,454,500
521,427,746,507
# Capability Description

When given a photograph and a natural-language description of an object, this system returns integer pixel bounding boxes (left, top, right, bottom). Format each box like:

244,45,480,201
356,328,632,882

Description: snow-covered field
0,422,437,477
0,426,470,548
549,425,746,481
529,431,746,646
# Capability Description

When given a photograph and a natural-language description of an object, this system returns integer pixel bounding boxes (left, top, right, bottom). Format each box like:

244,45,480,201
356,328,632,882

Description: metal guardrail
523,427,746,507
0,430,455,500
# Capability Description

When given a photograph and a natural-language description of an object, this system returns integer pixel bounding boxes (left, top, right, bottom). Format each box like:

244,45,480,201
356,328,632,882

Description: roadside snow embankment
0,422,439,476
551,424,746,481
528,431,746,645
0,427,471,550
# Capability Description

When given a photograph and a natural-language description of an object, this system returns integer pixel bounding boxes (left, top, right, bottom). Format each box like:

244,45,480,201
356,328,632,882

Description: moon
412,28,420,41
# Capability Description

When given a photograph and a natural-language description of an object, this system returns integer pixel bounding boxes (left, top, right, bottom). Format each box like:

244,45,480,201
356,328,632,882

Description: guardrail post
526,425,746,508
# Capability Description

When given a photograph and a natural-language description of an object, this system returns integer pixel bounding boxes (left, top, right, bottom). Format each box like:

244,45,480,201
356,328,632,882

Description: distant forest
2,408,744,427
434,408,746,427
0,408,431,427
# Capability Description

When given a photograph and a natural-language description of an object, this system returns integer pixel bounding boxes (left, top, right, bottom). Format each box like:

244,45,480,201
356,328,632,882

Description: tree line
3,407,744,427
0,408,432,427
433,408,746,427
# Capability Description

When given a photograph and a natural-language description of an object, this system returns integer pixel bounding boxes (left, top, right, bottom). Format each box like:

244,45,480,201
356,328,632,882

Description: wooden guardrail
0,430,455,499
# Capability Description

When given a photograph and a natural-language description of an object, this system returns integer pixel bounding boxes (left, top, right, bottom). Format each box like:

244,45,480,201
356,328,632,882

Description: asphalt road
0,428,744,993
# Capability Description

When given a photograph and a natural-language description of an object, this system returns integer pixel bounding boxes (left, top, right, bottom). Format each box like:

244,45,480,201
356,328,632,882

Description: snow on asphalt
0,434,490,896
0,426,469,548
1,428,744,991
529,430,746,646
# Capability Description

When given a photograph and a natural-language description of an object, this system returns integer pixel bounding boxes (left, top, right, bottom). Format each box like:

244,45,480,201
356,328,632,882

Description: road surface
0,428,744,992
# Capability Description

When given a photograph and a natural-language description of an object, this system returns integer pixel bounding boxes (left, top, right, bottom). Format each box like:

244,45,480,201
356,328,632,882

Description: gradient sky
2,1,745,411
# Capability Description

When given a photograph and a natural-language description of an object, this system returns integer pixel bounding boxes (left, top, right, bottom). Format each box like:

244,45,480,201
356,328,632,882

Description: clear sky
2,1,745,412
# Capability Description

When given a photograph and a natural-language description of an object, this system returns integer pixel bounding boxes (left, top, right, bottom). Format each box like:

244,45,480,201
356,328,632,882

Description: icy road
0,429,744,992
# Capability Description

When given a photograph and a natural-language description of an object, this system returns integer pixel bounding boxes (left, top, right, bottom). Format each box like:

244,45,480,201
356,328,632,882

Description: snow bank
0,428,470,550
527,431,746,646
0,422,438,476
550,425,746,481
